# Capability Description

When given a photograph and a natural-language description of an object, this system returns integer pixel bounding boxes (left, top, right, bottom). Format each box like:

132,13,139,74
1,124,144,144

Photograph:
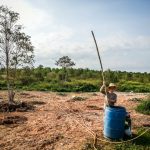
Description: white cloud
0,1,150,72
0,0,53,33
98,33,150,51
33,31,150,71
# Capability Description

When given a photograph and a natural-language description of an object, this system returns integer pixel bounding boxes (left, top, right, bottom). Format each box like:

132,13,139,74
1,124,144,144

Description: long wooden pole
91,31,107,106
91,31,105,82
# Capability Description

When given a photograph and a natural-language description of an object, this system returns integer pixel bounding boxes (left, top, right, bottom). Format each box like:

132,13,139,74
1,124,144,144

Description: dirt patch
57,92,67,96
71,96,87,101
0,101,35,112
87,105,103,110
37,134,64,150
28,101,46,105
0,115,27,125
142,123,150,127
19,92,30,96
0,92,149,150
91,93,98,96
128,98,143,102
81,138,102,150
19,92,39,98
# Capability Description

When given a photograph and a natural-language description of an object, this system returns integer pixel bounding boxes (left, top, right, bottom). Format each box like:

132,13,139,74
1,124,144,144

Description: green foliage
115,128,150,150
0,67,150,92
55,56,75,81
136,95,150,115
55,56,75,68
0,5,34,102
0,80,7,90
118,81,150,92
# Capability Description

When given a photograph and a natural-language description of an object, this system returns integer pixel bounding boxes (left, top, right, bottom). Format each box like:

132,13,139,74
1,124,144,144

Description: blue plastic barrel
104,106,126,139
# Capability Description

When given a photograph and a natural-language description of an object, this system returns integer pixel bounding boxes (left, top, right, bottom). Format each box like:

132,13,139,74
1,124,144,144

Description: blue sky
1,0,150,72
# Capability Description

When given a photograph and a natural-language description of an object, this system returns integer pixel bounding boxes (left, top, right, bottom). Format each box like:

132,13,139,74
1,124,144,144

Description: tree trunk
7,83,15,104
64,67,68,82
5,27,15,103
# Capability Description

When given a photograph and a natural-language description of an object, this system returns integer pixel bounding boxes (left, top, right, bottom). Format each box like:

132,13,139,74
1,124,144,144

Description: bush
0,81,7,90
136,95,150,115
118,81,150,93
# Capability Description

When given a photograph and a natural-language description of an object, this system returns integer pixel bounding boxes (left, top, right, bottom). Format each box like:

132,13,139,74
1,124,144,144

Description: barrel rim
105,106,126,112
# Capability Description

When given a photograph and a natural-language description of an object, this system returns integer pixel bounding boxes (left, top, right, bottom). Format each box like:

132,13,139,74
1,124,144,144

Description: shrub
0,81,7,90
136,95,150,115
118,81,150,93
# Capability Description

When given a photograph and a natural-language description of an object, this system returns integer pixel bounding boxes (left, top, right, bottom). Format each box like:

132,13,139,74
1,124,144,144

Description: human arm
100,81,107,95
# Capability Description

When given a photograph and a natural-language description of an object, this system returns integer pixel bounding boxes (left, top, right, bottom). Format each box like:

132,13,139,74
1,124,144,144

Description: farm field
0,91,149,150
0,1,150,150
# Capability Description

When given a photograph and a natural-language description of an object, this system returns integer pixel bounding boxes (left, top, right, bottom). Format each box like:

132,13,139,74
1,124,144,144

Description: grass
136,95,150,115
82,128,150,150
115,128,150,150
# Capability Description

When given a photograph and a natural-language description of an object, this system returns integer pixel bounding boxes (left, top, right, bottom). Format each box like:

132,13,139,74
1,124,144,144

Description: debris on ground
87,105,103,110
71,96,87,101
81,139,102,150
0,101,35,112
91,93,98,96
19,92,30,96
142,123,150,127
28,100,46,105
128,98,143,102
19,92,39,98
0,115,27,125
37,134,64,150
57,92,67,96
0,91,149,150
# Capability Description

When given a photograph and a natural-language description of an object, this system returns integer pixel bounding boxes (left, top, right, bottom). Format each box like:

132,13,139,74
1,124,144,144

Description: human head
108,83,116,92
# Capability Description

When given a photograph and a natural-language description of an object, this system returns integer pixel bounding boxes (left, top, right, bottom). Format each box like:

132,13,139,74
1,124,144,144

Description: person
100,82,117,108
100,81,132,137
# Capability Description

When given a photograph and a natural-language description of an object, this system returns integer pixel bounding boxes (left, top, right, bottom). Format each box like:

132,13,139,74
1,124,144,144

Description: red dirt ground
0,91,149,150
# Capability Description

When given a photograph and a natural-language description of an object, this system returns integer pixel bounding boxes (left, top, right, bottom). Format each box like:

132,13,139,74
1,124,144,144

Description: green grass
82,128,150,150
115,128,150,150
136,95,150,115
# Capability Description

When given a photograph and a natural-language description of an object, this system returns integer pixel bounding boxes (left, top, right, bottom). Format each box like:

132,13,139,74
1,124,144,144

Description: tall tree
55,56,75,81
0,6,34,103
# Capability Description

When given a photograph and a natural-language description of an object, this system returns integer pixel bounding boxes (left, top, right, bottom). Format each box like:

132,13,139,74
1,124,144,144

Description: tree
34,65,44,81
19,67,35,85
55,56,75,81
0,6,34,103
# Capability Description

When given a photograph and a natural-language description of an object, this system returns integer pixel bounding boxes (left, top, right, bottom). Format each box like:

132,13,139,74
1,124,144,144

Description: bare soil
0,91,149,150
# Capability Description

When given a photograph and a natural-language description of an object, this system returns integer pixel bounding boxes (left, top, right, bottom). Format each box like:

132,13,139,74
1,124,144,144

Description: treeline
0,65,150,92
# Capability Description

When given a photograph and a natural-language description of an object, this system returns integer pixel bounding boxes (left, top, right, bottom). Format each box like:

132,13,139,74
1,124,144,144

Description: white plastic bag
125,127,132,137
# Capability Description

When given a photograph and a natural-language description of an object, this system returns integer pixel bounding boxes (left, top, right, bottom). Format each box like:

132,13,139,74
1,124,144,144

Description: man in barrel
100,82,117,108
100,82,132,137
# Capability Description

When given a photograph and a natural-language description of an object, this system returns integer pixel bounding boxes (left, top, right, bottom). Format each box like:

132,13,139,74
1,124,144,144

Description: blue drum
104,106,126,139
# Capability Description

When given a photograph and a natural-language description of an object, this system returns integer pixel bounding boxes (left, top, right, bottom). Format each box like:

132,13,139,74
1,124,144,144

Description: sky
1,0,150,72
